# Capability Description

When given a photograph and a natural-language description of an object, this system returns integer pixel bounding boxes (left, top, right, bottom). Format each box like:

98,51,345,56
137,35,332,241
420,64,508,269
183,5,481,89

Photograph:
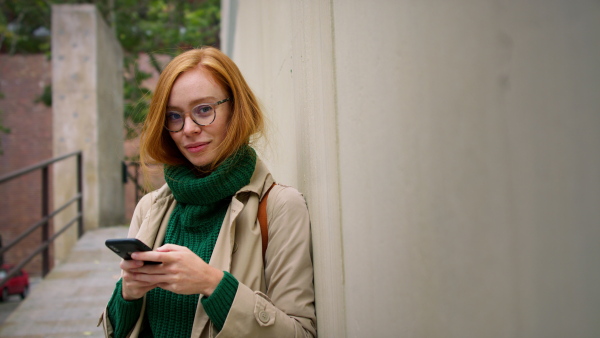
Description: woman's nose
182,115,202,135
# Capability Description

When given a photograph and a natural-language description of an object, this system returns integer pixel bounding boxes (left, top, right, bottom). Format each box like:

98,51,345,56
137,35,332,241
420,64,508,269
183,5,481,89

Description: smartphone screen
105,238,161,265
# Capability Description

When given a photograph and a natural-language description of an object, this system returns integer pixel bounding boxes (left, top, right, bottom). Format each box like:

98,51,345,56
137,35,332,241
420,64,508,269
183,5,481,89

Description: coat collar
237,157,275,200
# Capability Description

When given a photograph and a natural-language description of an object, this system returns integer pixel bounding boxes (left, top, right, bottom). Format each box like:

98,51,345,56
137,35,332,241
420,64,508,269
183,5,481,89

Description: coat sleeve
216,186,317,338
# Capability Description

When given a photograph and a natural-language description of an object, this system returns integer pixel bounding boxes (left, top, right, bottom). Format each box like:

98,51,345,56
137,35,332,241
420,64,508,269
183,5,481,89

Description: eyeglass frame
164,97,230,132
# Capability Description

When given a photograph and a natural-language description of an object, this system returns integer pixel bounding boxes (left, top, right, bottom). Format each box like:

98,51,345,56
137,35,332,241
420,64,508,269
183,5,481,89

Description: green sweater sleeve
201,271,239,331
107,279,144,338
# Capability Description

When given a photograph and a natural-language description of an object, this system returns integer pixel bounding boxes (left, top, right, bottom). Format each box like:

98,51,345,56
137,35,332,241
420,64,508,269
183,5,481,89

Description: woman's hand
129,244,224,297
120,259,159,301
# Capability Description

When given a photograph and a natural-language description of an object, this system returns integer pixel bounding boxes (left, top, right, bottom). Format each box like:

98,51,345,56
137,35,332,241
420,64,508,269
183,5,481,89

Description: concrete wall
225,1,345,336
51,5,124,262
223,0,600,337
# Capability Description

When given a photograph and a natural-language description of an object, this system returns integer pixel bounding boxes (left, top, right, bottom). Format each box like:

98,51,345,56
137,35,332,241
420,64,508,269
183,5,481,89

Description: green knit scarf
145,146,256,337
164,145,257,233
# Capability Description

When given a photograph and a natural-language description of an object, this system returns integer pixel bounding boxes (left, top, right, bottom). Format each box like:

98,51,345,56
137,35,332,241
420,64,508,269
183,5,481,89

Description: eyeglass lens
165,104,216,131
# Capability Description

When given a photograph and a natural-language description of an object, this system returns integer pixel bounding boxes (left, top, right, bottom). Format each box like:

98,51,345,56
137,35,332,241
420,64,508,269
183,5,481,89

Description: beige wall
226,1,346,336
52,5,124,262
224,0,600,337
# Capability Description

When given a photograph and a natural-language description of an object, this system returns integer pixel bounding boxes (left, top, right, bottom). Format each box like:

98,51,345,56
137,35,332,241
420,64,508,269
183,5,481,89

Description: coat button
258,311,270,323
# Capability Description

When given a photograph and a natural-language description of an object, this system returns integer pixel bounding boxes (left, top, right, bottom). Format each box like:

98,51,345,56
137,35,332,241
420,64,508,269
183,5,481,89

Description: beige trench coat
99,159,316,337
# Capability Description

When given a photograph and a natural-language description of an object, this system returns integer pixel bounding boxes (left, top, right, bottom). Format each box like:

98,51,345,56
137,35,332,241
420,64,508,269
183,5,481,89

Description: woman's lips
185,142,209,153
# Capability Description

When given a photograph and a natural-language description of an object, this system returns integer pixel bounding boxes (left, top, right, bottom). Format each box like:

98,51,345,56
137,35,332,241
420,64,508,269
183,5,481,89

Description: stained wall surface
51,5,124,262
224,0,600,337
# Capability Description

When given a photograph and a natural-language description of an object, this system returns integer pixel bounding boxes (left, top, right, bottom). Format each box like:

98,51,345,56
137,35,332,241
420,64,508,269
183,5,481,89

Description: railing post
121,162,128,184
0,235,4,265
41,166,50,277
77,152,84,238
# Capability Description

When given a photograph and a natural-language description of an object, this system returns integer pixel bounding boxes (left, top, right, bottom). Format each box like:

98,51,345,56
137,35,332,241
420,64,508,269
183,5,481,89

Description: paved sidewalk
0,226,128,337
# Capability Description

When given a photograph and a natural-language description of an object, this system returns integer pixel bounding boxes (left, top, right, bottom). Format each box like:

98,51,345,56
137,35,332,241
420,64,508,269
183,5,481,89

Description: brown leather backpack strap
258,183,276,261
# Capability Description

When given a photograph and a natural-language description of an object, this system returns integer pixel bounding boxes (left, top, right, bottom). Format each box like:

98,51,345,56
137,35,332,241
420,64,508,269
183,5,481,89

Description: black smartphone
105,238,161,265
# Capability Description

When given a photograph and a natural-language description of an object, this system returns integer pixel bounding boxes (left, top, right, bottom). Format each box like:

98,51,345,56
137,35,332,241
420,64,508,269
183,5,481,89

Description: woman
100,47,316,337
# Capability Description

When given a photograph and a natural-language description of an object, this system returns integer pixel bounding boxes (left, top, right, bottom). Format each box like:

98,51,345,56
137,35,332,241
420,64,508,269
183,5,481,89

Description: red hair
139,47,264,177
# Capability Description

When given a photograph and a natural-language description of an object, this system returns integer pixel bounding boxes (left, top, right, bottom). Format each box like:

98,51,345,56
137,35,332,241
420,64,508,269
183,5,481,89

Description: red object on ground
0,264,30,302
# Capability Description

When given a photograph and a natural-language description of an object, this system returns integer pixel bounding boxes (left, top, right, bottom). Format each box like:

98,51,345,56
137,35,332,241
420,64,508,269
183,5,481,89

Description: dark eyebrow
166,96,218,111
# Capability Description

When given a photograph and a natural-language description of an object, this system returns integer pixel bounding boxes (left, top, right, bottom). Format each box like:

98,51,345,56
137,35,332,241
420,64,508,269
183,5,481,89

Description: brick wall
0,54,53,277
0,53,168,276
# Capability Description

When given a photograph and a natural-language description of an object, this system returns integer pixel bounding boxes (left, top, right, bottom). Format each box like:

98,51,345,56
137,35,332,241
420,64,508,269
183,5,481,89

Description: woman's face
167,66,230,168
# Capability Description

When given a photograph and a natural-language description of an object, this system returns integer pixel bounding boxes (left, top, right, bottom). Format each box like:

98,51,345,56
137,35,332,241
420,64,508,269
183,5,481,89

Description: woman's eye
166,112,182,120
193,105,213,116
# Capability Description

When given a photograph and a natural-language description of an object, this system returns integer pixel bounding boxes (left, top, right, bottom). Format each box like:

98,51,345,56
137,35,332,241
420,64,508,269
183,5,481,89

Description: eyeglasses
164,98,230,132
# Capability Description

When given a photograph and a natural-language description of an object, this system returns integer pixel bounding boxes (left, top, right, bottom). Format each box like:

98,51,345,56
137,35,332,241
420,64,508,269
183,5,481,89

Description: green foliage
0,0,221,139
0,0,52,54
123,54,153,139
113,0,220,54
0,0,223,54
34,84,52,107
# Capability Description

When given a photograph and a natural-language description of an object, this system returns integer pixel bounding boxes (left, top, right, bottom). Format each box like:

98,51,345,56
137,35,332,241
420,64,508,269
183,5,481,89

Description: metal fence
0,151,83,287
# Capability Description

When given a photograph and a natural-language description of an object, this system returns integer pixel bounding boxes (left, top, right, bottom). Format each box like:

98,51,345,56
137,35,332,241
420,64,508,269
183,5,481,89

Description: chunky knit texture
107,280,143,336
201,271,239,328
107,146,256,337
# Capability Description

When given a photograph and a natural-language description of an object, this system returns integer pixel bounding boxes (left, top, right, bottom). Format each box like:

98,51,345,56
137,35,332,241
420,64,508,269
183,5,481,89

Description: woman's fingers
130,250,167,264
122,245,223,296
120,258,143,270
130,244,189,265
121,271,157,300
155,243,184,252
120,258,161,300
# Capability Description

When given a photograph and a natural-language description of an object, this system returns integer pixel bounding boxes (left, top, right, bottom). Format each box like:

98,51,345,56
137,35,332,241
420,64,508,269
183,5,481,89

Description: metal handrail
0,151,83,288
0,151,81,183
